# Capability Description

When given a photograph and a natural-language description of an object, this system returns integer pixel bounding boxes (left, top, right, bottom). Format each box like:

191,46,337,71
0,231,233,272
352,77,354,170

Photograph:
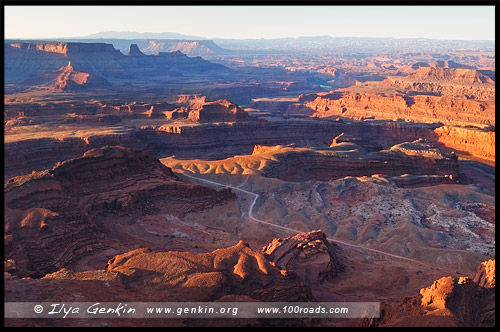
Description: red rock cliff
4,146,235,278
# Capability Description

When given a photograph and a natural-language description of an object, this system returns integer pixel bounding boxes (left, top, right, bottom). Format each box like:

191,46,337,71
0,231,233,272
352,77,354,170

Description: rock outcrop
79,38,234,57
165,99,252,123
471,259,495,288
302,92,494,127
143,39,232,57
384,67,495,101
105,240,314,302
296,60,495,128
4,239,314,303
330,132,383,152
126,44,146,57
293,85,495,162
6,41,122,58
404,66,494,85
21,61,111,92
252,144,294,155
428,60,476,69
261,230,345,285
257,139,460,183
4,146,235,278
365,259,495,327
434,125,495,161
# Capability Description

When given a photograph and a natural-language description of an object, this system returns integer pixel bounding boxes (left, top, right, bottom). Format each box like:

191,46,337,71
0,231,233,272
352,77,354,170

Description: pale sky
4,5,496,41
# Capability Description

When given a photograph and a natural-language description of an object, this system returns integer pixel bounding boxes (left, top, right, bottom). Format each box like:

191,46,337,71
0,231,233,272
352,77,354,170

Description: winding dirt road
180,172,441,271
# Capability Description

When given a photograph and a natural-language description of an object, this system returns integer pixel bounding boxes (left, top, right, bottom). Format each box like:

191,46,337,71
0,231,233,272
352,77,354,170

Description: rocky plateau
4,146,235,278
4,35,495,328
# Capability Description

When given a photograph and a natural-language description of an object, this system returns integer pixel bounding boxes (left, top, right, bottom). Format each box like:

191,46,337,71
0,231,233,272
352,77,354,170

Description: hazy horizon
4,31,497,43
4,5,496,41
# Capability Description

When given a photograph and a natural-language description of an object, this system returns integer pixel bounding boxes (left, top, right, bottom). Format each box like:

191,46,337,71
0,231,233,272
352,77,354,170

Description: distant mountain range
77,31,209,40
65,31,495,53
6,31,495,58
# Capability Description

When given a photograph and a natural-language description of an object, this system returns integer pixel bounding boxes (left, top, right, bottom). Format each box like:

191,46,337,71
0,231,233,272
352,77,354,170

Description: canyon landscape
4,5,495,328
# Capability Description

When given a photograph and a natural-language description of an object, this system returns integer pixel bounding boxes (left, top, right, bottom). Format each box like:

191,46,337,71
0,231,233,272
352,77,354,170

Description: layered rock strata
165,99,252,122
4,42,228,89
302,92,494,127
257,139,460,183
105,240,314,302
20,61,110,92
261,230,345,285
5,239,314,303
4,119,493,182
4,146,235,277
